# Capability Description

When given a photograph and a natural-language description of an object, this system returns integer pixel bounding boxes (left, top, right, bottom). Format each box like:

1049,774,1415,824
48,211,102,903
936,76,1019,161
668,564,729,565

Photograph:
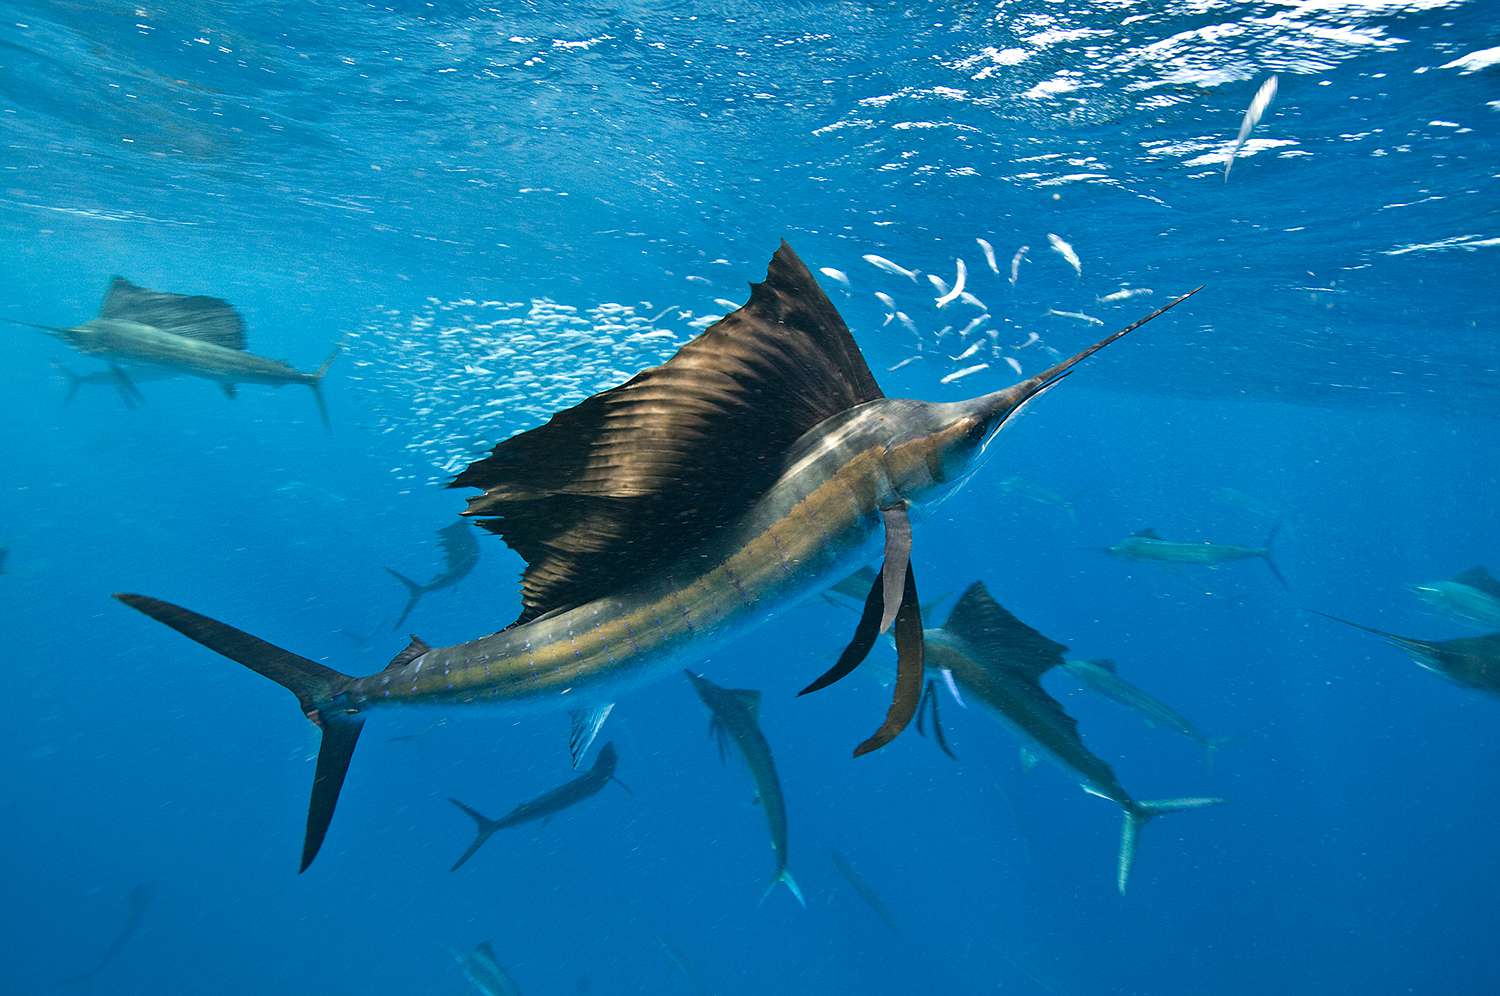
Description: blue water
3,2,1498,993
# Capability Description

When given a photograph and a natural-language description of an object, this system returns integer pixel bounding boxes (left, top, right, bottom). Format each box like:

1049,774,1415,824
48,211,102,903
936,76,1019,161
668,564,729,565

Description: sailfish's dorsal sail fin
453,242,884,625
98,277,248,350
1453,566,1500,600
943,582,1068,681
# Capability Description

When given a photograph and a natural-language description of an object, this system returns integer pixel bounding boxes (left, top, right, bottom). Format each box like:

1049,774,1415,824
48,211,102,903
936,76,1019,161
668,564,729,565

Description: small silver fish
1047,234,1081,277
958,290,986,310
958,314,988,338
940,363,988,385
1225,76,1278,182
1009,246,1029,287
862,254,920,282
819,266,851,287
927,273,950,297
896,311,919,335
976,238,999,275
950,341,982,362
875,291,897,311
935,259,967,309
888,356,924,372
1047,309,1105,326
1003,356,1023,375
1098,287,1154,304
713,298,740,310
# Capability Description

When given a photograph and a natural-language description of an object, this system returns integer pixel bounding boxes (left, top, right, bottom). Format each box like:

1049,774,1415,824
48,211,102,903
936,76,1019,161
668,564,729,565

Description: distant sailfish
686,670,803,906
1409,566,1500,630
447,743,626,871
385,521,481,629
114,243,1200,870
456,941,523,996
924,583,1222,893
1315,614,1500,701
17,277,337,425
1062,659,1230,769
62,883,153,985
1107,525,1287,588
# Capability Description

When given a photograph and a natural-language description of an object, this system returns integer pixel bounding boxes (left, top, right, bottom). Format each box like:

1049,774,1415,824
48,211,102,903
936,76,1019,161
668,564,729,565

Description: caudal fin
760,868,806,909
447,799,500,872
308,348,338,431
112,593,361,872
384,568,426,629
1261,521,1289,589
1091,790,1223,895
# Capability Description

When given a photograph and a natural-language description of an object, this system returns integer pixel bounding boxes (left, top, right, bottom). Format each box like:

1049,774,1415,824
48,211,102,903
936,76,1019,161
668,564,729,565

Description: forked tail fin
384,568,426,629
1261,521,1288,589
1084,788,1222,894
447,799,500,872
112,593,361,872
1116,797,1223,895
308,348,338,431
760,868,806,909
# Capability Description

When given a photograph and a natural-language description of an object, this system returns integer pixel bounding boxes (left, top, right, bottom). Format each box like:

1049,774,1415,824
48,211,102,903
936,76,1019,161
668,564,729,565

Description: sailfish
17,277,336,425
112,243,1200,870
922,582,1223,893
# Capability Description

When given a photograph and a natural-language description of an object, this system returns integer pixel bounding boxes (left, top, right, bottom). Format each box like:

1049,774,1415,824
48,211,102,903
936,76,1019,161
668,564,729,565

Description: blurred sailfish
384,521,481,629
447,742,626,871
113,243,1200,870
685,670,802,906
924,582,1222,893
1409,566,1500,630
456,942,523,996
17,277,337,425
1315,613,1500,701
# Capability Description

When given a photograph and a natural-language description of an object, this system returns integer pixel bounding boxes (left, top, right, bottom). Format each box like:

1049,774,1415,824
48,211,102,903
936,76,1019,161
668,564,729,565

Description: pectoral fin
109,365,146,408
798,505,909,696
853,563,924,757
876,505,911,636
799,558,883,696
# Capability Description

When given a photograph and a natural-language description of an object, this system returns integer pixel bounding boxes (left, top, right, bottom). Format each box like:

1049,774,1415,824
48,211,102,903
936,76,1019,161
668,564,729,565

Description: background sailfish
923,582,1222,893
19,277,336,425
384,521,482,629
685,670,802,905
114,243,1199,870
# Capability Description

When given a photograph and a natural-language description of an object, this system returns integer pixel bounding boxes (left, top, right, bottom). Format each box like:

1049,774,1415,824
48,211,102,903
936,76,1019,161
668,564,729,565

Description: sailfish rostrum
18,277,337,424
112,243,1200,870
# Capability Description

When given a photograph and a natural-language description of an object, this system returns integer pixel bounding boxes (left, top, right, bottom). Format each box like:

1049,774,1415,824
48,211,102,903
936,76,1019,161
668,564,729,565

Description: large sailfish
114,243,1199,870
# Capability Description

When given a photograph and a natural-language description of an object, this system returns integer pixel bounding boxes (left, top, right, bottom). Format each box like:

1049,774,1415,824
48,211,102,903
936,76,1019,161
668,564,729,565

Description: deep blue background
2,2,1497,994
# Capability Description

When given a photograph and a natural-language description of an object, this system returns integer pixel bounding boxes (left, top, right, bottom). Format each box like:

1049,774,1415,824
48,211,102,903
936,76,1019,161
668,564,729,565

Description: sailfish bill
113,242,1201,869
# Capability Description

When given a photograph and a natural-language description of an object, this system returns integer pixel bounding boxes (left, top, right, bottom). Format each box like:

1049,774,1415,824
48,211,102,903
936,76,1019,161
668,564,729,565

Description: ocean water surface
2,2,1497,994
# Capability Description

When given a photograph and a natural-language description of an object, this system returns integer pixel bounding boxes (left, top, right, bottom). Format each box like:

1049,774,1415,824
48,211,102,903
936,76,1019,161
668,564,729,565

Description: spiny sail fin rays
943,581,1068,681
99,276,248,350
452,242,884,627
853,564,925,757
568,703,615,769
